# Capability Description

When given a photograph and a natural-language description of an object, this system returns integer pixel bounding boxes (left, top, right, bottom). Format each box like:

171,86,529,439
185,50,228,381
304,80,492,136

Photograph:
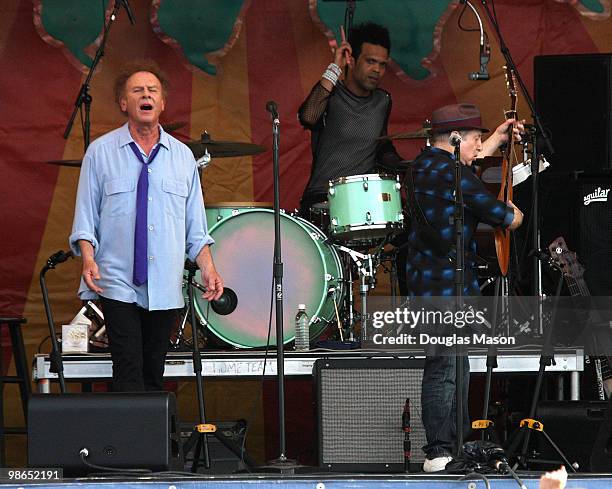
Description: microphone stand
182,260,212,471
39,250,73,394
478,0,554,332
63,0,124,151
504,255,576,471
264,102,298,473
182,261,256,471
451,138,466,456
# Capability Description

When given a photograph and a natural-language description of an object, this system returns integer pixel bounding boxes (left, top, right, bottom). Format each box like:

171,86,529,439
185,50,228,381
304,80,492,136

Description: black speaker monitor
535,53,612,173
535,400,608,472
28,392,182,475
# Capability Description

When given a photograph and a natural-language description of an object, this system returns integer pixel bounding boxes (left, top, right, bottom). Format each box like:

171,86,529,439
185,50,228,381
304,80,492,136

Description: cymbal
47,159,82,167
185,133,265,158
378,128,431,141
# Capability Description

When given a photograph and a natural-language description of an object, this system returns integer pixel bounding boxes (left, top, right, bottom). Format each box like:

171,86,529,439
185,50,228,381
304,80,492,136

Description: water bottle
294,304,310,351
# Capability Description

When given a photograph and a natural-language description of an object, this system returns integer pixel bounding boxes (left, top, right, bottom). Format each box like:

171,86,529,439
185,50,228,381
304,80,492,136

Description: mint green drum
194,209,344,348
328,174,404,241
205,201,272,228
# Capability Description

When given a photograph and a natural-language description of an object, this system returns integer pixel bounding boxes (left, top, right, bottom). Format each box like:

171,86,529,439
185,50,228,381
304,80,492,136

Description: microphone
191,281,238,316
266,101,279,121
120,0,136,25
449,131,462,147
210,287,238,315
47,250,73,267
462,0,490,81
402,398,411,472
469,36,490,80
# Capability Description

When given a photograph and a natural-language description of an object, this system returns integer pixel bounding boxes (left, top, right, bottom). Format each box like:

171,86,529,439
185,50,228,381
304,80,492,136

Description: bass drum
205,201,272,227
194,209,344,348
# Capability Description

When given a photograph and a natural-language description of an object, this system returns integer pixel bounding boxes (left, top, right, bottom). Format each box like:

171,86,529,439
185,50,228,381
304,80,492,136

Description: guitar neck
564,270,590,297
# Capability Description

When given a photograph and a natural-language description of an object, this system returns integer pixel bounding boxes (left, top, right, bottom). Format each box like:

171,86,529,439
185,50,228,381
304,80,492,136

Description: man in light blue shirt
70,60,223,391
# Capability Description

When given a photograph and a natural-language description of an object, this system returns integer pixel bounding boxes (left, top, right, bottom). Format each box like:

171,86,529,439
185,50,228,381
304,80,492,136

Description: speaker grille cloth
320,367,425,463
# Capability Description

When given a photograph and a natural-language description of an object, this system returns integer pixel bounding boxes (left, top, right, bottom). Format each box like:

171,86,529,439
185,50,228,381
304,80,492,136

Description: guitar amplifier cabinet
539,173,612,295
314,358,426,472
577,178,612,295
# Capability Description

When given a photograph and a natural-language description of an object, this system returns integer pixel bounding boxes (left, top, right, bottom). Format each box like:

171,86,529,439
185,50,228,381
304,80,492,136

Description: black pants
99,297,178,392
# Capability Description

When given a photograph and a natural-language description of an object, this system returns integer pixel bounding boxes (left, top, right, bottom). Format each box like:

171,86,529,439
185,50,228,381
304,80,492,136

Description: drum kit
49,125,430,351
187,171,408,350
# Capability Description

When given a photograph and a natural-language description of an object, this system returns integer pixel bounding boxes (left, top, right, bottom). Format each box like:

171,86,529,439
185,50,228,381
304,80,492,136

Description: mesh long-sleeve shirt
298,81,402,205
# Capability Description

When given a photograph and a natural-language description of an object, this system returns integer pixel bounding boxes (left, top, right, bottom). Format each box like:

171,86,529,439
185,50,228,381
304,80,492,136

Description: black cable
491,0,500,27
79,449,152,474
37,335,52,354
236,274,276,472
505,463,528,489
459,471,491,489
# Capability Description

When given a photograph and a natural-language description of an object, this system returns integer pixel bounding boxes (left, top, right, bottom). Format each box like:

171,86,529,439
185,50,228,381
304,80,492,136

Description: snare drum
328,173,404,241
193,209,344,348
205,202,273,227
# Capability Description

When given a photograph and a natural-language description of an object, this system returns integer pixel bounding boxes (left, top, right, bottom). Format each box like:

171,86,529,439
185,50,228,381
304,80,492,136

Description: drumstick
340,25,351,68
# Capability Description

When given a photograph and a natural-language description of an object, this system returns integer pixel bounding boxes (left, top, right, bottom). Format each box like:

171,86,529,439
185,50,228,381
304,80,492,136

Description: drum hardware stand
63,1,129,150
182,260,257,472
39,250,74,394
504,256,576,472
335,245,377,344
341,253,356,341
380,247,400,301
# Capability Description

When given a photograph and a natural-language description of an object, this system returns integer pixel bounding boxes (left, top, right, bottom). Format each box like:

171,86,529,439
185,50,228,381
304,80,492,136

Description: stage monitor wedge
28,392,182,475
535,53,612,173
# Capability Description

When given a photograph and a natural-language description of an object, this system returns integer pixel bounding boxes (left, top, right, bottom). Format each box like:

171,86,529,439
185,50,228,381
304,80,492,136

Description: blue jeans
421,354,471,458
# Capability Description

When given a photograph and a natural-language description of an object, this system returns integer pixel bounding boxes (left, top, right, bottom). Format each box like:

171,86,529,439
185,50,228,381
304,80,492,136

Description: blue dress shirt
69,123,213,310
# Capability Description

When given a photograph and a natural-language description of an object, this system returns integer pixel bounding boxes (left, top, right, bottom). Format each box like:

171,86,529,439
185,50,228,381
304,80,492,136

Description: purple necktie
129,141,162,286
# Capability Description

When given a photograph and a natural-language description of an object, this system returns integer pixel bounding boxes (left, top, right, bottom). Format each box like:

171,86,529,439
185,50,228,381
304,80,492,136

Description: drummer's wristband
322,63,342,86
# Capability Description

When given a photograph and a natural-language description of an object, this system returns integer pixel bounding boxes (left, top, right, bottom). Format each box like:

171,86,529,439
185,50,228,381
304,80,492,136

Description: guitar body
494,67,518,277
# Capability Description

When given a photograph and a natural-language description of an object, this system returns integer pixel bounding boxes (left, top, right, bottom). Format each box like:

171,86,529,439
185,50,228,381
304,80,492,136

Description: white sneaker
423,455,453,473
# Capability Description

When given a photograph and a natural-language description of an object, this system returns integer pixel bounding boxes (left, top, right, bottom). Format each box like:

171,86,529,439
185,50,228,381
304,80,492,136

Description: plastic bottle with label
294,304,310,351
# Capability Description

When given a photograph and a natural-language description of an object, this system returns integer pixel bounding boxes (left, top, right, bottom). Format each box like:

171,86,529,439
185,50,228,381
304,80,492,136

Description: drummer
298,22,404,217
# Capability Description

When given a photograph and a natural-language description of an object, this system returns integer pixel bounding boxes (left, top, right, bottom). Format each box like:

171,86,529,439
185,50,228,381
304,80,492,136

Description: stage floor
2,472,612,489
